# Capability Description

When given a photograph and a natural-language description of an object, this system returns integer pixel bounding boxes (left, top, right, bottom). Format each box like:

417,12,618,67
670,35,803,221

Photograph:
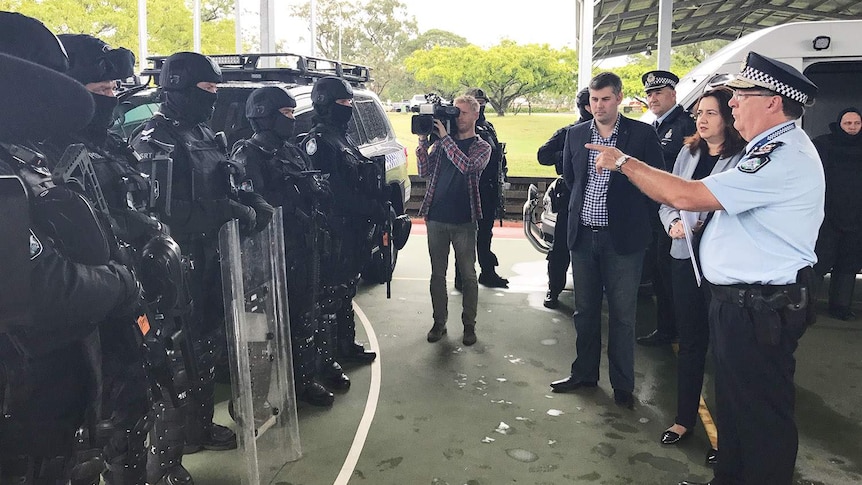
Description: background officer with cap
536,87,593,308
301,75,380,370
638,70,696,347
131,50,272,484
587,51,822,485
231,86,339,407
462,87,509,288
38,33,155,485
0,13,143,484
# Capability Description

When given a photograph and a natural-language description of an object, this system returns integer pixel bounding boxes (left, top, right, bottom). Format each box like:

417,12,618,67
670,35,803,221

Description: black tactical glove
109,261,143,317
239,191,275,234
217,198,257,236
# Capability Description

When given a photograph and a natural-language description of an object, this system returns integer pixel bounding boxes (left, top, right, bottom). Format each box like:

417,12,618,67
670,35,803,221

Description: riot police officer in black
301,76,379,365
231,86,341,406
460,87,509,289
130,51,270,484
536,87,593,309
0,14,143,484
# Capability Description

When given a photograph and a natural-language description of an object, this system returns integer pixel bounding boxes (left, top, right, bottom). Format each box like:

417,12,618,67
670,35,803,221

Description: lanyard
747,123,796,155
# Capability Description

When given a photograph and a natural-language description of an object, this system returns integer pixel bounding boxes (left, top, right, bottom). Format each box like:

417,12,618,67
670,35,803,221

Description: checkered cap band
735,65,809,104
645,77,677,91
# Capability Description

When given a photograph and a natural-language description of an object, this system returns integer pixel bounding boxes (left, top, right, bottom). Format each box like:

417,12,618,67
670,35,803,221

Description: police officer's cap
59,34,135,86
576,87,590,108
311,76,353,105
159,51,222,91
0,12,68,73
724,51,817,105
246,86,296,119
466,87,488,102
642,70,679,92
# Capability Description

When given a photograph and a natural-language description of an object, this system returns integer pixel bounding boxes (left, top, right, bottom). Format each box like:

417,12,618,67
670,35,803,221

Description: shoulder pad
133,120,175,156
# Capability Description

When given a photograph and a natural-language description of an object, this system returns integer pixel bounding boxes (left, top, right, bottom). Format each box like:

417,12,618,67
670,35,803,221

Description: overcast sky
268,0,579,52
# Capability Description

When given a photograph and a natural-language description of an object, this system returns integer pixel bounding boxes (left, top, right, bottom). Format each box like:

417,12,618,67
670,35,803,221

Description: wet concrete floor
184,222,862,485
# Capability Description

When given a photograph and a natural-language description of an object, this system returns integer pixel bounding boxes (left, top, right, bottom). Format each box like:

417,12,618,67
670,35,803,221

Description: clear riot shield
219,207,301,485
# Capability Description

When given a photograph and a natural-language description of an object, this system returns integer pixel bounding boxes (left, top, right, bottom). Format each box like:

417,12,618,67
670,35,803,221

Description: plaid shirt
416,134,491,222
580,115,621,226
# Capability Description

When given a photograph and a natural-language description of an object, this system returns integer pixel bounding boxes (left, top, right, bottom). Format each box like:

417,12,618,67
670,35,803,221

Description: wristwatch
615,154,630,173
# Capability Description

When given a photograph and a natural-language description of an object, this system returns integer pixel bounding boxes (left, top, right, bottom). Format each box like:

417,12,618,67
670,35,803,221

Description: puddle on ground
506,448,539,463
591,442,616,458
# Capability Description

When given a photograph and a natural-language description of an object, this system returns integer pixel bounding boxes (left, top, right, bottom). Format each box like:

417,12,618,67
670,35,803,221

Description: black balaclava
246,86,297,142
311,76,354,132
576,87,593,122
0,12,68,73
834,107,862,140
466,87,488,124
58,34,135,136
159,51,222,125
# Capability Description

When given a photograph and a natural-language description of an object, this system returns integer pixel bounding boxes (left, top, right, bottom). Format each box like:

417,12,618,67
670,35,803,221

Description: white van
672,20,862,138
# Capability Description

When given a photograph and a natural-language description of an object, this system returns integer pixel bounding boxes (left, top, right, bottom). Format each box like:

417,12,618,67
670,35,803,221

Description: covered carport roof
593,0,862,59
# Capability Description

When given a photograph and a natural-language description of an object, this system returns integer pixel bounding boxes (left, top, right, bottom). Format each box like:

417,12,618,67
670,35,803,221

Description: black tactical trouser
285,244,319,391
1,344,89,484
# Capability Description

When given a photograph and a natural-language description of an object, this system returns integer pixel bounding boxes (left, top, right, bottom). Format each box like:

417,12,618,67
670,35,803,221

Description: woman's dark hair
685,85,746,157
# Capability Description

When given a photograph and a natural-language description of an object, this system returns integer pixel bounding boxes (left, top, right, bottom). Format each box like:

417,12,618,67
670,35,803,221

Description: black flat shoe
660,427,692,445
549,376,597,393
705,448,718,466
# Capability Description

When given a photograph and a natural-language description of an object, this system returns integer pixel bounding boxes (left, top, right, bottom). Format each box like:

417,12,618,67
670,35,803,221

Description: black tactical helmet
159,51,222,91
245,86,296,119
59,34,135,85
466,87,488,102
576,87,590,109
0,11,68,73
311,76,353,107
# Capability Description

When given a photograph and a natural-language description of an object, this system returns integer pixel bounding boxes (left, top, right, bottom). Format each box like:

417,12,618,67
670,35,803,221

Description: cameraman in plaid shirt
416,94,491,347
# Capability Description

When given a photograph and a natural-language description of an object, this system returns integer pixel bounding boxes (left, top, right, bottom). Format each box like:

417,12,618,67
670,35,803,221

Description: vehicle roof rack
139,52,372,87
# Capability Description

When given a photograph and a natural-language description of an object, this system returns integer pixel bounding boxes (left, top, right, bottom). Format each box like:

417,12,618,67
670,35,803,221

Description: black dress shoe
543,291,559,309
298,381,335,407
478,272,509,288
550,376,597,393
337,341,377,364
705,448,718,466
636,329,677,347
613,389,634,409
660,427,692,445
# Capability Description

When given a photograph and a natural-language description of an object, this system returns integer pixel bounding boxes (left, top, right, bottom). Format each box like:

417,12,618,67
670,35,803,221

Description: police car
113,53,411,282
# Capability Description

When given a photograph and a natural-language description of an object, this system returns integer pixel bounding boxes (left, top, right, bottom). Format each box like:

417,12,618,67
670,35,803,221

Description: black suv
113,53,410,282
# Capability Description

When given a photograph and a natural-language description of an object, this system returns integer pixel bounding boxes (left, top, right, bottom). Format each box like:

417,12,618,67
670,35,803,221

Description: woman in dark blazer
657,86,746,465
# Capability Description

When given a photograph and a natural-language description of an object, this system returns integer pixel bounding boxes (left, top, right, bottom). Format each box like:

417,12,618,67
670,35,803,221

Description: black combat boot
297,381,335,407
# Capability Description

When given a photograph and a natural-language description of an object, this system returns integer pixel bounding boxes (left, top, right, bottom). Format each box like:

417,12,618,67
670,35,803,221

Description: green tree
406,41,578,115
0,0,237,67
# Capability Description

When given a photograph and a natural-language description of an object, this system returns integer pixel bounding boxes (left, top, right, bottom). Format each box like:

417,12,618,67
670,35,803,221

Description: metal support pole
235,0,242,53
193,0,201,52
657,0,673,70
310,0,317,56
578,0,595,90
138,0,147,70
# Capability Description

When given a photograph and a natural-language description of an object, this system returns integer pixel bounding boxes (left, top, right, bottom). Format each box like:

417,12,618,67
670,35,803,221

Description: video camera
410,93,460,136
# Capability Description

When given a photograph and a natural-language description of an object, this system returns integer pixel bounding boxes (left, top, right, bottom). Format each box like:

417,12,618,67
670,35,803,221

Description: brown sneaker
427,324,447,342
462,325,477,346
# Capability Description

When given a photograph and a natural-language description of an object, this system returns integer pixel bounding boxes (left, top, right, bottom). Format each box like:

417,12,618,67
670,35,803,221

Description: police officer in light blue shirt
583,51,822,485
699,120,824,285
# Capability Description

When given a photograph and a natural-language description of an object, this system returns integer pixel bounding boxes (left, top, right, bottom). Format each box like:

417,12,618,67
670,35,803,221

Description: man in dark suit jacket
549,72,664,409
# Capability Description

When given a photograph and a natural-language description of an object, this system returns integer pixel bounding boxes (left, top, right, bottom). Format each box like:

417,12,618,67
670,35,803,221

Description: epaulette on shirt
135,118,175,159
738,141,784,173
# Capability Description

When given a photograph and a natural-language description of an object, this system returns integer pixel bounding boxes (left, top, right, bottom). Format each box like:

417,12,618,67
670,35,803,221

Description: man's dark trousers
709,297,807,484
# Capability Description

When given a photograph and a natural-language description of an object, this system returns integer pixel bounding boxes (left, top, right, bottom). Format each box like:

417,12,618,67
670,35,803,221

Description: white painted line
333,302,381,485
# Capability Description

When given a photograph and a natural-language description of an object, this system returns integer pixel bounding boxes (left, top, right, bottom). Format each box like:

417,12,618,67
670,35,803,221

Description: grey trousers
426,220,478,328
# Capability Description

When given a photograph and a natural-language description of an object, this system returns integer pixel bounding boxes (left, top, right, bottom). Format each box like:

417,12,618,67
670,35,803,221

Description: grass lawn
387,112,579,178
